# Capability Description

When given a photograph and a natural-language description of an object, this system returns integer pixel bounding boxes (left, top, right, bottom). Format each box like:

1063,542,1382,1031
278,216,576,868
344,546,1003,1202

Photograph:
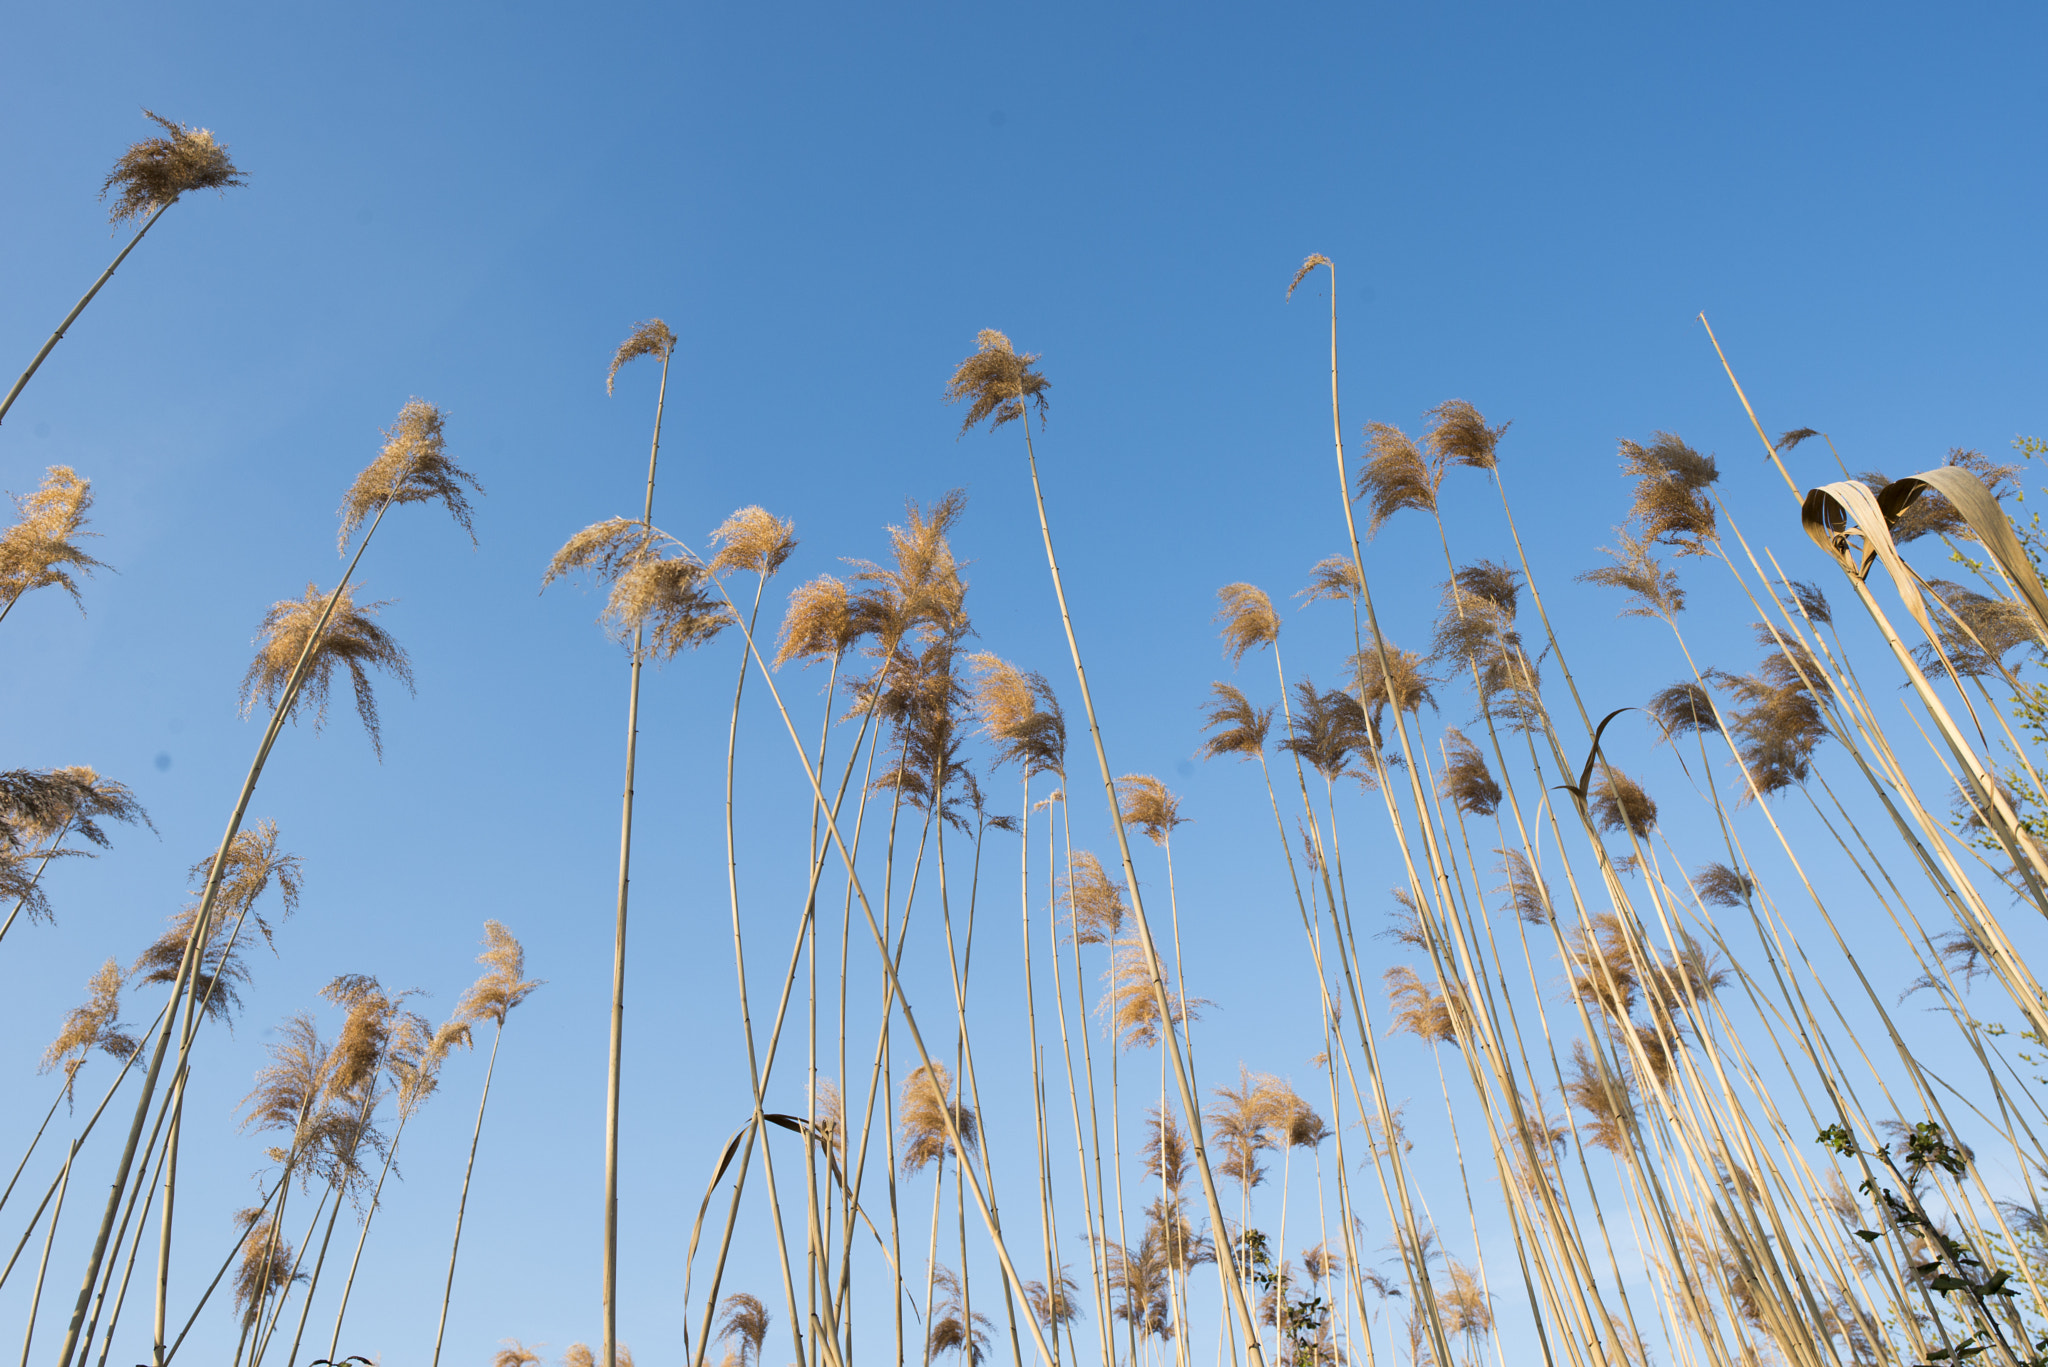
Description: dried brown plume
716,1293,771,1367
231,1208,300,1323
239,1012,330,1163
1694,861,1754,908
1060,850,1128,945
1206,1066,1276,1190
709,506,797,577
1438,728,1500,817
1287,253,1332,298
1579,532,1685,620
133,821,302,1021
1103,938,1204,1049
455,920,542,1028
101,111,245,225
493,1341,543,1367
1024,1268,1082,1328
968,653,1065,776
0,466,107,613
845,491,970,650
543,518,735,661
1215,582,1280,662
1281,679,1378,783
1915,578,2043,679
929,1265,995,1363
0,764,148,856
1385,965,1465,1046
897,1061,978,1171
1198,682,1272,762
239,582,414,757
1117,774,1186,845
1355,422,1441,535
41,958,136,1097
338,400,481,549
1425,400,1511,473
945,329,1050,435
1495,848,1551,925
1618,433,1719,555
1349,639,1437,721
1591,767,1658,838
1564,1040,1637,1157
1648,681,1719,740
607,318,676,395
775,575,859,667
1299,554,1363,606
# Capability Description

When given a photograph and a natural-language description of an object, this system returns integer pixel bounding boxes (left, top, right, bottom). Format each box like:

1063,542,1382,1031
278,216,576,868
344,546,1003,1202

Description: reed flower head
1144,1106,1191,1191
1619,432,1719,554
1579,532,1685,620
239,582,415,757
1438,728,1500,817
455,920,542,1027
1117,774,1186,845
1385,965,1464,1046
40,958,136,1097
1649,681,1720,740
1777,427,1820,453
1198,682,1272,763
1694,861,1754,908
774,575,859,667
1282,680,1382,784
0,764,148,854
1298,554,1363,606
1287,253,1333,298
1103,938,1204,1050
1206,1066,1274,1190
1215,583,1280,662
1495,848,1551,925
898,1061,977,1171
716,1293,771,1367
1714,640,1832,799
929,1265,995,1363
1591,767,1657,838
946,329,1050,434
101,111,245,225
847,491,970,649
239,1012,330,1164
1425,400,1511,473
709,505,797,577
1349,639,1437,721
1061,850,1127,945
0,466,107,613
1862,447,2022,542
607,319,676,394
1355,422,1441,534
494,1342,543,1367
1024,1268,1082,1329
544,518,735,660
134,821,301,1020
338,400,481,549
321,973,403,1106
1915,578,2043,679
1564,1040,1637,1157
231,1208,300,1323
968,653,1066,776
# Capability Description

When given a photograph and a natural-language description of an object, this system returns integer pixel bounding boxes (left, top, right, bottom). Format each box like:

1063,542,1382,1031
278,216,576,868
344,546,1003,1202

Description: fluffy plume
1199,682,1272,762
1591,768,1658,839
1061,851,1128,946
1144,1106,1191,1191
1287,253,1332,298
928,1265,995,1363
239,1013,330,1165
1438,728,1500,817
1385,965,1465,1046
0,466,107,614
1649,681,1719,740
1715,629,1834,798
321,974,401,1106
231,1208,301,1324
1780,577,1833,625
494,1341,543,1367
0,764,148,856
1580,532,1684,620
1206,1067,1275,1190
1425,399,1511,473
1118,774,1186,845
1496,848,1551,925
1862,448,2022,543
1777,427,1820,453
101,111,245,225
1103,938,1203,1049
898,1062,977,1172
40,958,136,1097
969,653,1065,776
543,518,735,661
1216,582,1281,662
1281,679,1377,782
775,575,859,667
1565,1040,1638,1157
1915,579,2044,680
338,400,481,549
1349,639,1437,721
1694,861,1755,908
845,492,970,651
717,1293,771,1367
455,920,542,1028
1299,555,1363,605
1024,1268,1083,1329
133,822,302,1021
1619,432,1719,555
708,506,797,577
238,582,414,756
607,319,676,394
945,329,1050,434
1356,421,1441,534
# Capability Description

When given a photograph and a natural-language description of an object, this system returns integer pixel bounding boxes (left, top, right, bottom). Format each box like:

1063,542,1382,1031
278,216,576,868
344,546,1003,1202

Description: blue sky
3,2,2046,1365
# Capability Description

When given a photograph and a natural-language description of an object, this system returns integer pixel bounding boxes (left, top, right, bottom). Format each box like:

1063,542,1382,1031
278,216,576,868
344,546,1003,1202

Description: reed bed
5,181,2048,1367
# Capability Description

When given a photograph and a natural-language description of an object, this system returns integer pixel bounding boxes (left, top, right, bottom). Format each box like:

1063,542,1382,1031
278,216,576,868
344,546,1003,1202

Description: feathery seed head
1298,555,1363,605
945,330,1050,435
607,319,676,394
339,400,480,549
1648,682,1720,740
1287,253,1332,298
709,505,797,577
41,958,135,1094
1355,422,1440,535
1579,532,1685,620
1777,427,1820,452
1438,728,1500,817
1496,848,1551,925
968,653,1066,776
1591,768,1658,838
1198,682,1272,763
1349,639,1437,721
0,466,107,614
898,1062,977,1171
775,575,859,667
544,518,735,660
1117,774,1187,846
1565,1041,1636,1157
101,110,245,225
455,920,542,1027
1618,433,1719,554
493,1341,543,1367
1103,938,1204,1050
1425,400,1511,473
1385,965,1465,1046
1061,850,1128,946
1694,861,1755,908
717,1293,772,1367
239,582,414,757
1215,582,1280,662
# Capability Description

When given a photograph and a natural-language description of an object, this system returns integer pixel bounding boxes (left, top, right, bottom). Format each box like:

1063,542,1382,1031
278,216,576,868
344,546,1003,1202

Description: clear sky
3,3,2045,1366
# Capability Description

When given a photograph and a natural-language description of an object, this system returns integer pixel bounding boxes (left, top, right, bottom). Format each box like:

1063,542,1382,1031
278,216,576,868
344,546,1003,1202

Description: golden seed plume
133,821,301,1021
238,582,415,757
1024,1267,1082,1329
559,1345,591,1367
0,764,149,854
1425,400,1511,473
607,318,676,395
1565,1040,1638,1157
1198,682,1272,763
846,491,971,650
1280,679,1380,783
100,110,245,226
898,1060,978,1172
1205,1066,1275,1190
1648,681,1720,740
231,1208,299,1322
1287,253,1332,299
1591,767,1658,838
41,958,135,1097
1579,531,1685,620
1102,938,1204,1050
1060,850,1127,946
1348,638,1437,721
967,652,1065,776
1384,965,1465,1046
774,574,858,668
338,400,481,549
716,1293,771,1367
1693,861,1754,908
944,330,1050,435
1298,554,1363,605
708,505,797,577
1215,582,1280,663
543,518,735,660
1438,728,1500,817
456,920,543,1027
1916,578,2042,679
1355,421,1441,535
1495,848,1551,925
238,1012,330,1160
493,1341,544,1367
1117,774,1187,846
0,466,108,613
1617,433,1719,555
